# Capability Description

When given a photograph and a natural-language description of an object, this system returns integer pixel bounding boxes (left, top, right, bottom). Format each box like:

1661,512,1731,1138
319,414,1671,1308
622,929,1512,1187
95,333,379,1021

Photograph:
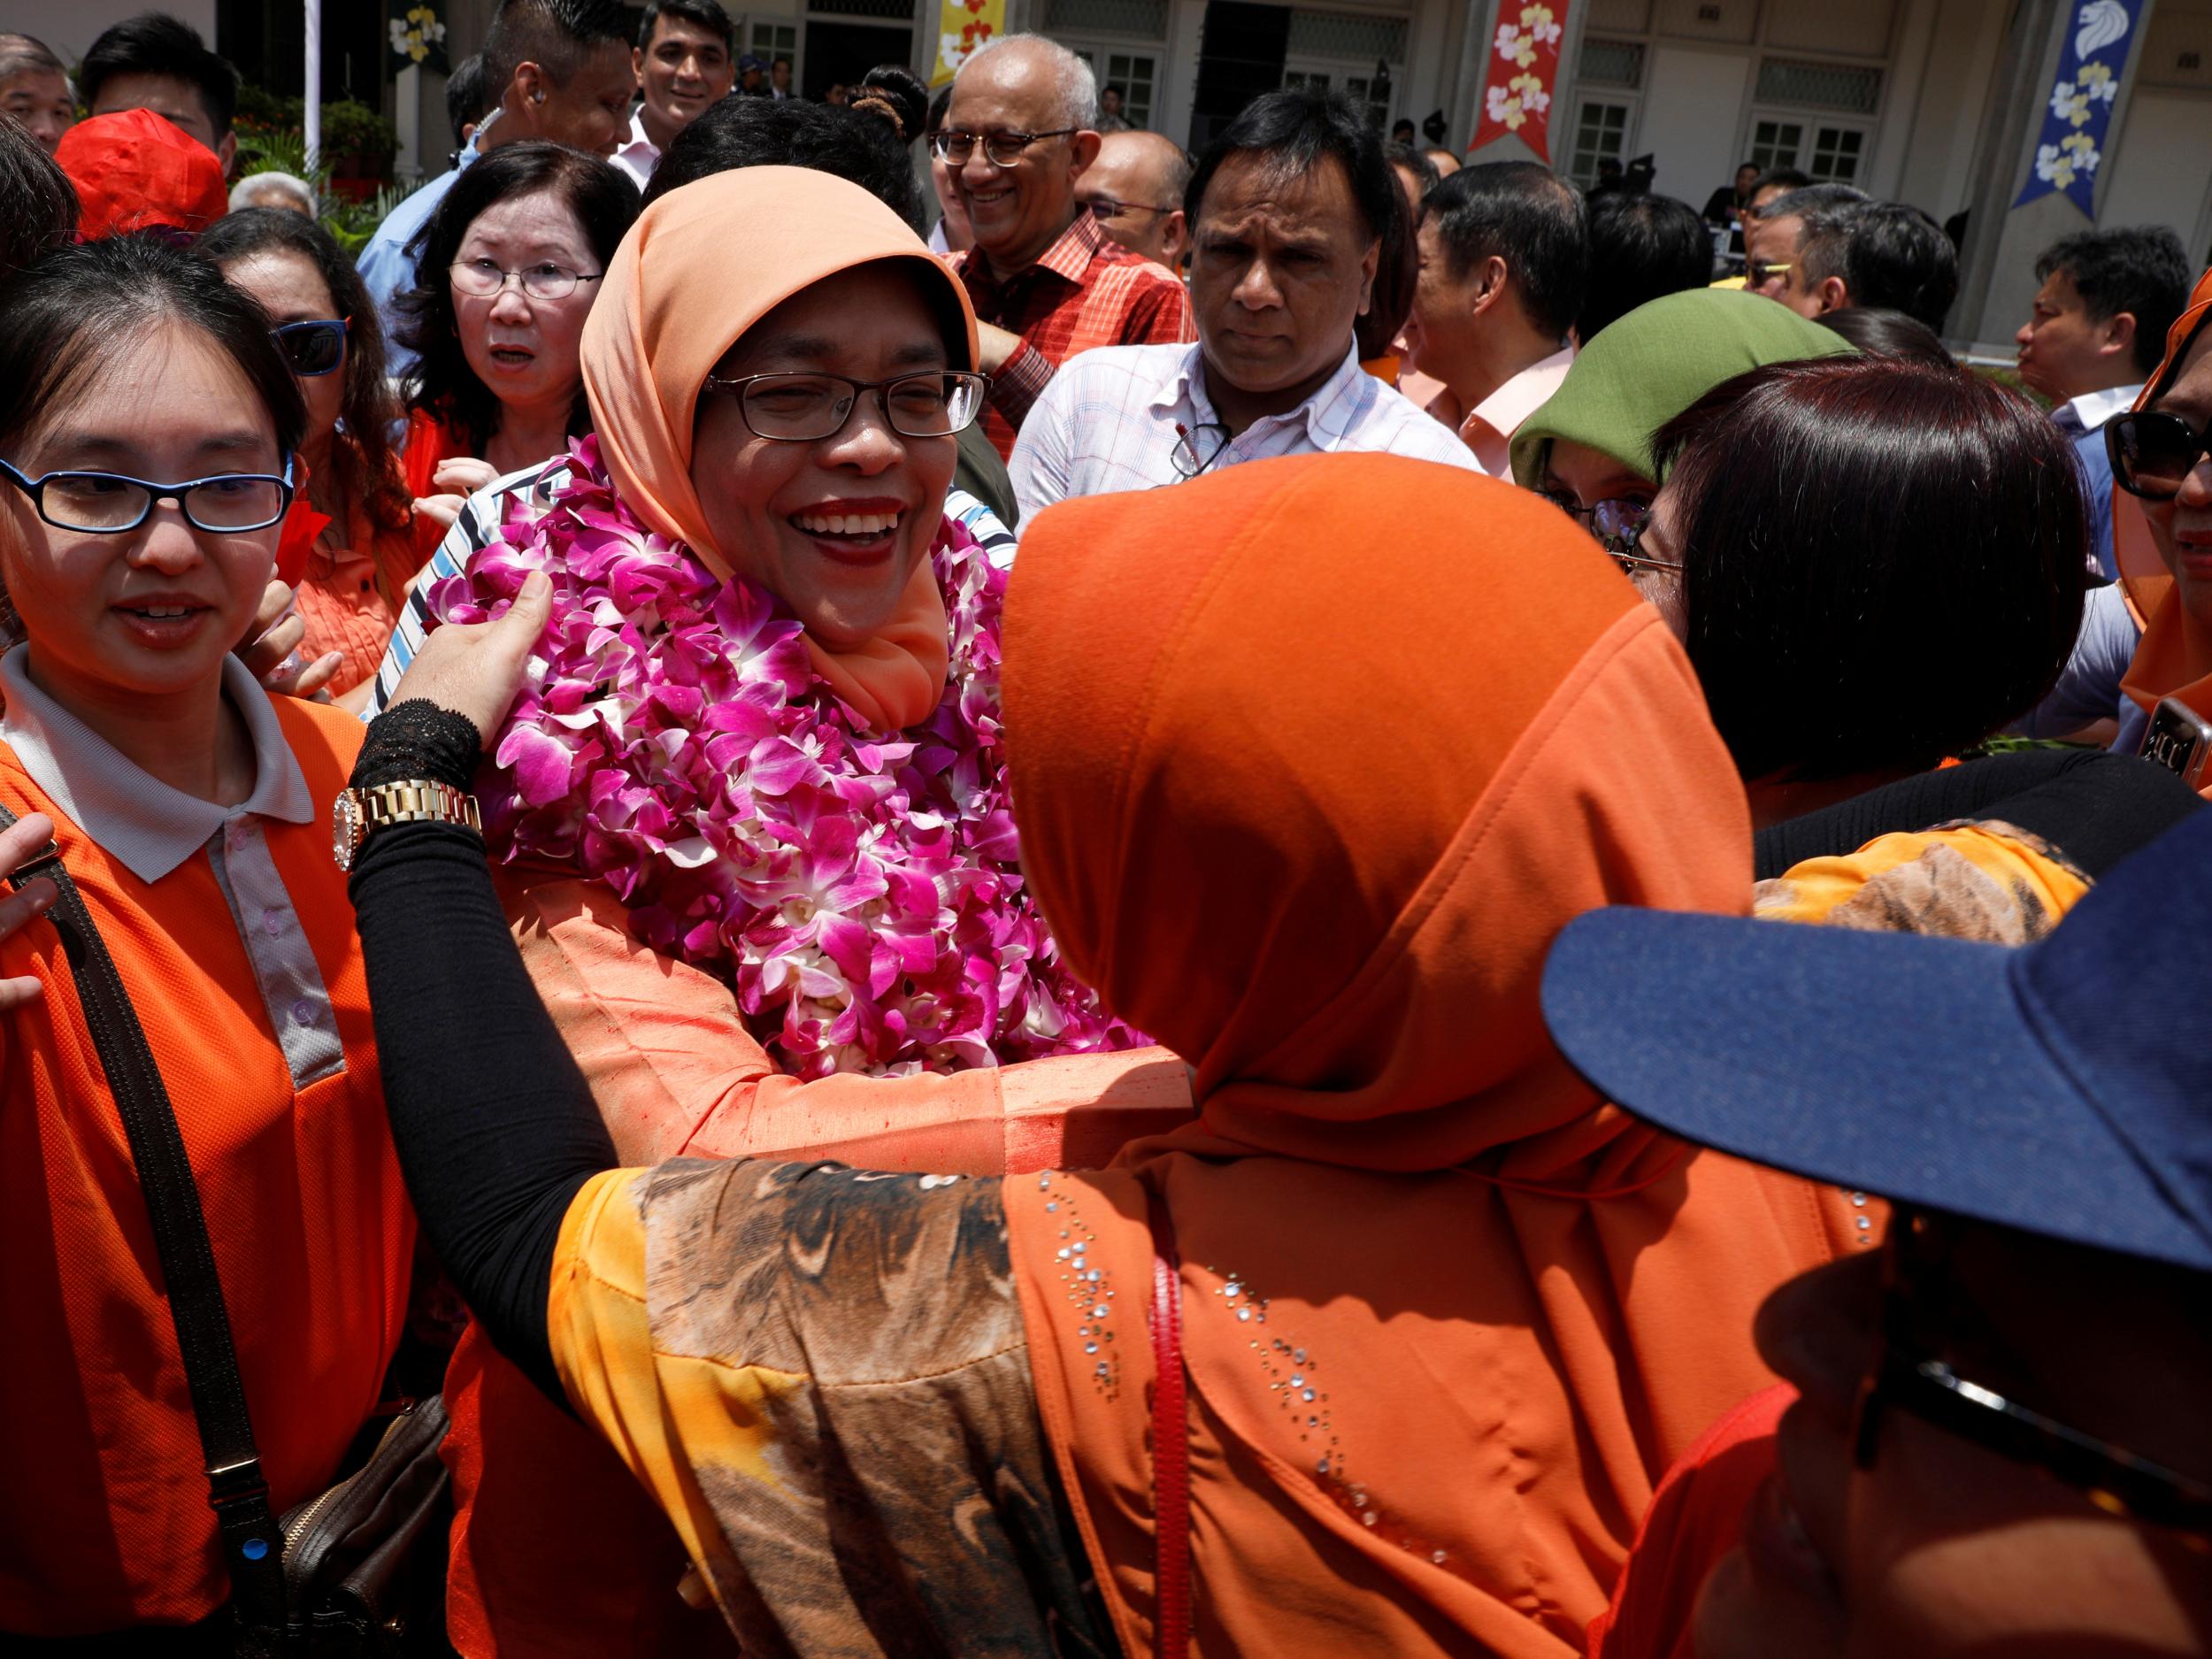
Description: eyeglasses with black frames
699,371,987,442
1852,1210,2212,1549
1168,421,1230,481
449,259,604,302
928,128,1079,166
2107,408,2212,501
271,318,349,378
0,456,296,534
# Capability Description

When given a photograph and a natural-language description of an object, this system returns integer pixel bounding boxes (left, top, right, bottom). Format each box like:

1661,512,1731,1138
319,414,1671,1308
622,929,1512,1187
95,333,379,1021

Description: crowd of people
0,4,2208,1655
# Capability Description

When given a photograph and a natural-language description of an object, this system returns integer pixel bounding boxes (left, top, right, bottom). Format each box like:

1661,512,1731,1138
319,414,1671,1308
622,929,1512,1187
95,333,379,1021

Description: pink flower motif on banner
424,435,1145,1079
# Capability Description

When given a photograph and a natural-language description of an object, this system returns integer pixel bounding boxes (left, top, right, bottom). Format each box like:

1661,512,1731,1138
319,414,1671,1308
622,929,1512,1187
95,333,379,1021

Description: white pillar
303,0,323,170
396,64,424,182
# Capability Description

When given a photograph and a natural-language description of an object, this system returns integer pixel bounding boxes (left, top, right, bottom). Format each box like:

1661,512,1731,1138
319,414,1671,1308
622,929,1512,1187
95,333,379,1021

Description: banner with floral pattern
1469,1,1567,164
932,0,1004,88
388,2,449,75
2013,0,2145,216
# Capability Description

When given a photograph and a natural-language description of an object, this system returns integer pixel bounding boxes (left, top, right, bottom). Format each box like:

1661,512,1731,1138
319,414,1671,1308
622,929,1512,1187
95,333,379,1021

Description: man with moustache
938,33,1192,457
1011,88,1474,520
611,0,736,188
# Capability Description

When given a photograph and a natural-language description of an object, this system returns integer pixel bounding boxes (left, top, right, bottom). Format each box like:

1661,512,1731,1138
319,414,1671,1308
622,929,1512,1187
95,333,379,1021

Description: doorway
803,21,916,99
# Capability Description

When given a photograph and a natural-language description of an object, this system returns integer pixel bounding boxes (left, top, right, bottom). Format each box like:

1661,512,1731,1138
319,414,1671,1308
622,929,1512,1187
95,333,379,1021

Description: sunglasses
1853,1210,2212,1547
2107,408,2212,500
272,318,349,378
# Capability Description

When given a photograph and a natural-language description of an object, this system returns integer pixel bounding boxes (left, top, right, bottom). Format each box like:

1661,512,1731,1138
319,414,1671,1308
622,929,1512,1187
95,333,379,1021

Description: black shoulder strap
0,803,290,1642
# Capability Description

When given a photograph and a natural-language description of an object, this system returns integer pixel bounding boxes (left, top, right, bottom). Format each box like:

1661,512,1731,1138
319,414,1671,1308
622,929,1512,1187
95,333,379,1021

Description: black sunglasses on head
2107,408,2212,501
272,318,349,378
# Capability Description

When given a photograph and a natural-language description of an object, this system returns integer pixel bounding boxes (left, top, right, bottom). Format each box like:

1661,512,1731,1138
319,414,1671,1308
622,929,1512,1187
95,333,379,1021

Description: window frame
1565,93,1637,190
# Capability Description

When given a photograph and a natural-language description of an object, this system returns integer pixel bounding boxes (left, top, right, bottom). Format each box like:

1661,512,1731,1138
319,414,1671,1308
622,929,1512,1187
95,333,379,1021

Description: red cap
56,109,230,244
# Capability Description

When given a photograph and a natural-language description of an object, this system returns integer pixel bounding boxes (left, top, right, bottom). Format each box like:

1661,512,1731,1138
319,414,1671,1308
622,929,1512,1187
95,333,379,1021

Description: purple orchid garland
424,437,1144,1079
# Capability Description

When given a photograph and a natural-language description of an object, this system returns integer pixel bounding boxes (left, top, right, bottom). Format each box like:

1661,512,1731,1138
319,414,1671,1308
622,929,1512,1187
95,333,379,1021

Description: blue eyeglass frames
0,455,297,534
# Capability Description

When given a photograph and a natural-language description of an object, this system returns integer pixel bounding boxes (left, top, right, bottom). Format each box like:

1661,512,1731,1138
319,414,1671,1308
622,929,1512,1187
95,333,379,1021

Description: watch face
333,792,364,869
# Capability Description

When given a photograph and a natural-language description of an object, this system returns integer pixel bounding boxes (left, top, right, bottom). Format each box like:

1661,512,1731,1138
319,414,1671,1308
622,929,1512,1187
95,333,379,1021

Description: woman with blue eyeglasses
199,207,424,708
0,234,414,1643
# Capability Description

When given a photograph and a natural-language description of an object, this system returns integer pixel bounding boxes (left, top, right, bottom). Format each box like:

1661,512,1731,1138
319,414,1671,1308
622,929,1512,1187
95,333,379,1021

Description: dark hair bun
856,65,927,146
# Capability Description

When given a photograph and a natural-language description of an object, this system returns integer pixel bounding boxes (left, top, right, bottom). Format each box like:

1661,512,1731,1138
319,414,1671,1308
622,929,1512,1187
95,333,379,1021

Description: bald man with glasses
936,34,1192,457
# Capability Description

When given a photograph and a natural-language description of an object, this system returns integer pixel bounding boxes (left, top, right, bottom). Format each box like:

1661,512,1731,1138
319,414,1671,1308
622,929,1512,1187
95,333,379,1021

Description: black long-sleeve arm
346,702,616,1403
1752,747,2204,881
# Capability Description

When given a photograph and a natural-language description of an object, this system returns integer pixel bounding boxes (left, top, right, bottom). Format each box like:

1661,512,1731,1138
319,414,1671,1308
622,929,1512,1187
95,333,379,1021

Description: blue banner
2014,0,2147,215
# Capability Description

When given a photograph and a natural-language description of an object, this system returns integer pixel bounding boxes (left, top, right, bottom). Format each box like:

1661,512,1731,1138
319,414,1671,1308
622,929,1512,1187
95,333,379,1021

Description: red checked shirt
950,210,1194,457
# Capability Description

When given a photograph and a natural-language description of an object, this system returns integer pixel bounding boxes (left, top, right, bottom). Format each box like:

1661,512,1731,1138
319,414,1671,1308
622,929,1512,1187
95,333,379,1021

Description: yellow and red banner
1469,1,1567,163
933,0,1005,88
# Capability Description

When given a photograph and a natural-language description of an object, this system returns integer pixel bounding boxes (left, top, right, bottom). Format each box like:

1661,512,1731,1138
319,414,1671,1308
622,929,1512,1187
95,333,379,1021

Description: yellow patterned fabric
1755,820,2091,942
545,1161,1111,1655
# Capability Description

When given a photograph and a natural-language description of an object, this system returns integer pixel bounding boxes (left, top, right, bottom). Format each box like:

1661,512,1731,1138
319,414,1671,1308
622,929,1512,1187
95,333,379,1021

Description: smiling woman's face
0,321,280,718
691,265,961,650
452,189,602,421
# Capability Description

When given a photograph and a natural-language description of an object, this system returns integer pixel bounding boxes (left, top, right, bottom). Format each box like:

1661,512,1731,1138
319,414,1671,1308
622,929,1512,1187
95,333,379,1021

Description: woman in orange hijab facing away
350,452,1863,1657
2112,265,2212,782
374,165,1174,1655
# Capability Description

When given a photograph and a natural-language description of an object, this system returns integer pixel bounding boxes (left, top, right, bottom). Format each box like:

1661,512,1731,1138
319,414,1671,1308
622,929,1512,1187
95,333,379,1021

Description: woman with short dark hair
394,141,640,556
0,233,412,1640
199,208,421,703
1645,355,2084,793
1517,292,2195,939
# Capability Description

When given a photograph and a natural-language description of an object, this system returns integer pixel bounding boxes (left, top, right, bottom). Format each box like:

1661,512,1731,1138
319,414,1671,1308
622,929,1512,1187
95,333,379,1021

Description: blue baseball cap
739,53,765,73
1540,808,2212,1274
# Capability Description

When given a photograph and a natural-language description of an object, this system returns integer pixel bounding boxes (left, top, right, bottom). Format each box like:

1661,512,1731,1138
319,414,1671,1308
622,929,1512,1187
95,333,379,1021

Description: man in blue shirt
358,0,636,375
2015,226,2191,581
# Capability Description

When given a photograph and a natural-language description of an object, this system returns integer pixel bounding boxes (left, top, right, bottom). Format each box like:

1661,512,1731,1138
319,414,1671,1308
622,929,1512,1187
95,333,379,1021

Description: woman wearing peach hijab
351,452,1863,1655
2111,265,2212,784
376,167,1179,1655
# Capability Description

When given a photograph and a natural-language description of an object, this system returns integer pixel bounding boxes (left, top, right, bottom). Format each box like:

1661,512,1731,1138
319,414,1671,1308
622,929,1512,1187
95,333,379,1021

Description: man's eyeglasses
1853,1210,2212,1547
929,128,1079,166
1087,198,1175,221
1542,493,1671,576
1169,422,1230,481
0,455,296,534
271,318,349,378
449,258,604,301
1752,262,1793,280
2107,409,2212,501
700,370,987,442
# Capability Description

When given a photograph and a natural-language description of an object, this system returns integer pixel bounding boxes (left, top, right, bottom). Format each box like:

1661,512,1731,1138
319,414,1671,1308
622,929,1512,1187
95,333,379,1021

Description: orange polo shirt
0,652,411,1636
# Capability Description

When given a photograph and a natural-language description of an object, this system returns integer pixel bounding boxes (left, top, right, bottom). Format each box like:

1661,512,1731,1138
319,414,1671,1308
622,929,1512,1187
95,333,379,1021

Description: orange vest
0,696,412,1635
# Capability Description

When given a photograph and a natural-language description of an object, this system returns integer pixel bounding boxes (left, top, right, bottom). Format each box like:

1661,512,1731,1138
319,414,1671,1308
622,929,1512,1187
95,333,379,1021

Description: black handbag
1,804,451,1656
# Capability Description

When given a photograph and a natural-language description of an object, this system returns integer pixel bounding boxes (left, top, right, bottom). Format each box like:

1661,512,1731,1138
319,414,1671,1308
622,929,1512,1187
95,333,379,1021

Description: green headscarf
1509,288,1857,489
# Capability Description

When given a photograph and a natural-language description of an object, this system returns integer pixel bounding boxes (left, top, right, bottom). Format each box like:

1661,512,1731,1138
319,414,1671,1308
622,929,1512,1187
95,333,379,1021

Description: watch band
334,780,481,872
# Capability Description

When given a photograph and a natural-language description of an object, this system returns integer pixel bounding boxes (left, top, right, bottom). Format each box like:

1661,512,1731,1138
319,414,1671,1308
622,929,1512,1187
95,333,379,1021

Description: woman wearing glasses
371,166,1177,1658
2108,265,2212,786
0,234,413,1640
198,208,421,706
394,142,640,560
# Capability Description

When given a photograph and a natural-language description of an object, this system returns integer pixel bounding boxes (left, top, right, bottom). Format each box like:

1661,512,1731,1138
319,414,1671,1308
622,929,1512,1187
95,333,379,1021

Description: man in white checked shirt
1010,88,1474,522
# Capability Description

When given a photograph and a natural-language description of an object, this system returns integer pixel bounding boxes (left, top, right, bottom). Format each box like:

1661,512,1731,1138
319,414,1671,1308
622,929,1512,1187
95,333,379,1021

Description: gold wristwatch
332,780,482,872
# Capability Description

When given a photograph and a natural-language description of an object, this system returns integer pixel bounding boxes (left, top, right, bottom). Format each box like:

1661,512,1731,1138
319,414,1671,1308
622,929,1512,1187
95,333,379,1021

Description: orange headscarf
2116,265,2212,761
1001,455,1860,1657
56,110,227,244
579,166,979,733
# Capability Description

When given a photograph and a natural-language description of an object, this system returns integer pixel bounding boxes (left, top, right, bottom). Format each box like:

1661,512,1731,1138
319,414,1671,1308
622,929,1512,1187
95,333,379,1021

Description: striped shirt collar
965,207,1110,296
1160,339,1375,449
0,647,312,883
